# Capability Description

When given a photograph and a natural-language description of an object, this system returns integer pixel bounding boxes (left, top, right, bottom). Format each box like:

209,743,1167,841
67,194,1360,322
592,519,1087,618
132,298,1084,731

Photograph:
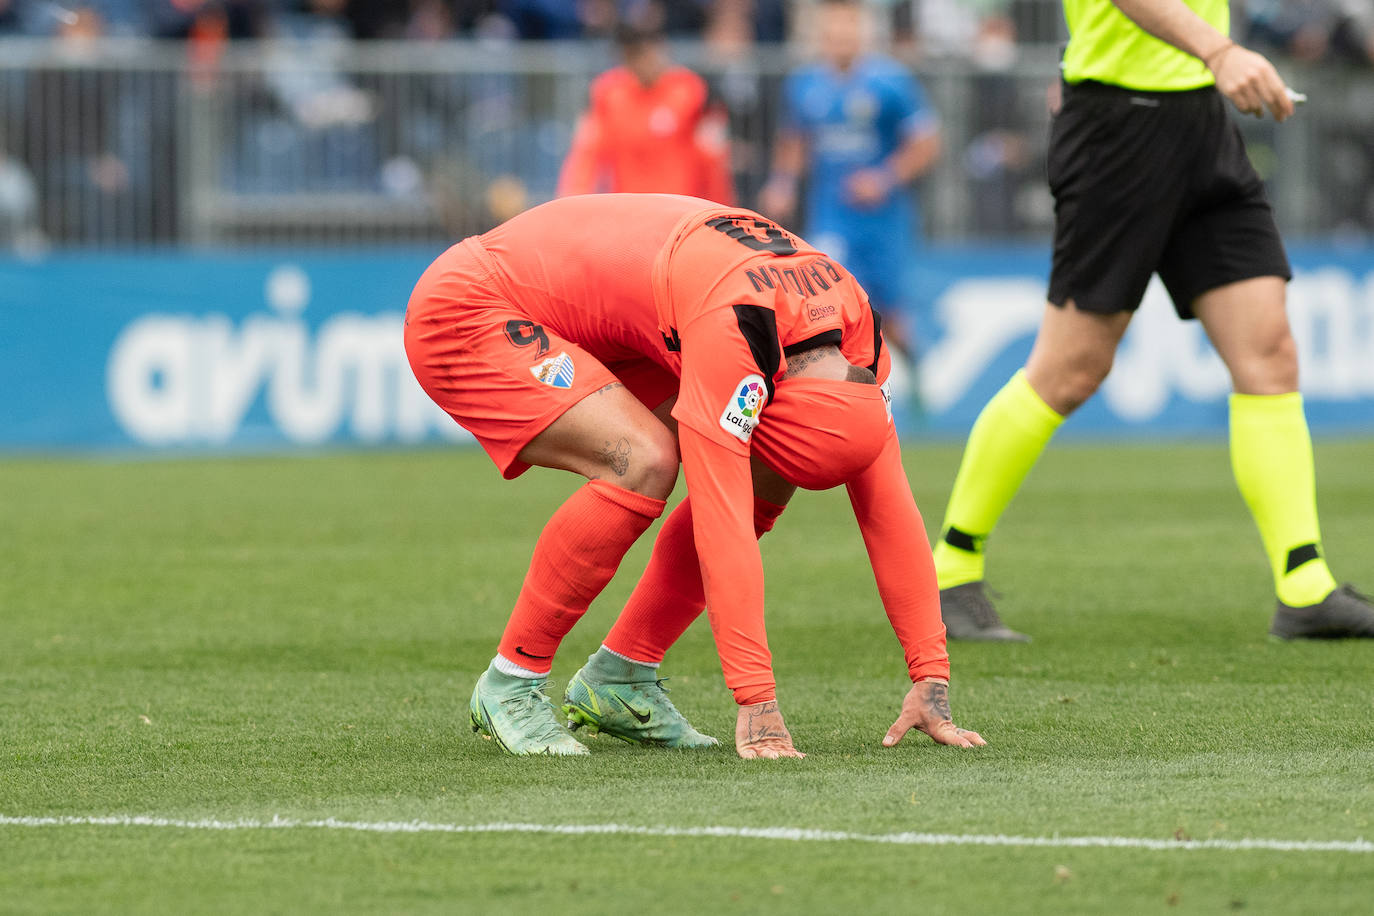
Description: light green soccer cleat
562,648,719,749
469,664,590,757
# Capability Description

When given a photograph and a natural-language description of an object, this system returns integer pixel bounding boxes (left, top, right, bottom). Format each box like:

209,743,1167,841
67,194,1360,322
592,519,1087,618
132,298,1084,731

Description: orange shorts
404,239,678,479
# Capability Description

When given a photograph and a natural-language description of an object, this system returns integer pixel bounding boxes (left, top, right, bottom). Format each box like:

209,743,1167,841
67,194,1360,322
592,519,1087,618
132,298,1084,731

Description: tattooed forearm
745,701,790,743
595,437,632,477
924,682,953,722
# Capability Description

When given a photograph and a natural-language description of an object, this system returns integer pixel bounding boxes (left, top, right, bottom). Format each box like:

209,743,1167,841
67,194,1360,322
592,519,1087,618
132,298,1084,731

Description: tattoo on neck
782,347,834,379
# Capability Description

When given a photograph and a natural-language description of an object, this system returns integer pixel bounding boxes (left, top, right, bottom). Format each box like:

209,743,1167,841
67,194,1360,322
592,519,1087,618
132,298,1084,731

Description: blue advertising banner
1,251,459,451
905,244,1374,437
3,244,1373,452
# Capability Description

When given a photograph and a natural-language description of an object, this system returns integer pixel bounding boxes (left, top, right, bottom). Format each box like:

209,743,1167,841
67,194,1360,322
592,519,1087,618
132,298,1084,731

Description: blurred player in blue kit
759,0,940,322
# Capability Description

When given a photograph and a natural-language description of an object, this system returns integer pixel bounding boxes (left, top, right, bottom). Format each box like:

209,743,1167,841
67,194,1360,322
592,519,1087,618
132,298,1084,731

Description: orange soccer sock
495,480,665,675
603,495,786,665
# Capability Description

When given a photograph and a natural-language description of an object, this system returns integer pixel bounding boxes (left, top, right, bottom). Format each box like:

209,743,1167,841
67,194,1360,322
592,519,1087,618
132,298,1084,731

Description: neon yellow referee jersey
1061,0,1227,91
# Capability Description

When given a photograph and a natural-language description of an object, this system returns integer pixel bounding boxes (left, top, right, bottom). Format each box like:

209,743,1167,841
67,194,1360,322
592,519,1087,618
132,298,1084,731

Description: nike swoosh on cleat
615,695,651,724
514,646,553,660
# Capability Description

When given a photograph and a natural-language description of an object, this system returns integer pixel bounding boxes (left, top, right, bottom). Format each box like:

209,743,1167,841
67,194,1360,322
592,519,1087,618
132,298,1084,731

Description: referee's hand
1208,44,1295,122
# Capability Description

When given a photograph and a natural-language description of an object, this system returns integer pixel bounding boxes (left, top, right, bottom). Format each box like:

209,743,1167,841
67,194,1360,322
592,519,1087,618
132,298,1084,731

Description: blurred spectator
147,0,274,39
225,0,380,194
266,0,376,130
963,13,1035,236
0,144,43,253
343,0,415,39
404,0,458,40
557,21,734,203
1246,0,1374,66
0,0,21,34
22,6,136,242
498,0,583,39
702,0,775,200
758,0,939,319
901,0,983,57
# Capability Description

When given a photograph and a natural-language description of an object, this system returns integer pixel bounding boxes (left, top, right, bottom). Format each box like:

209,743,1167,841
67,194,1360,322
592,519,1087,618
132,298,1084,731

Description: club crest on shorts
530,352,576,389
719,373,766,443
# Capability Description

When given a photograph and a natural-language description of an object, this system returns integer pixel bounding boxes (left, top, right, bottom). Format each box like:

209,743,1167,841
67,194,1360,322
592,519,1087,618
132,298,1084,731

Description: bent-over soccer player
404,193,984,758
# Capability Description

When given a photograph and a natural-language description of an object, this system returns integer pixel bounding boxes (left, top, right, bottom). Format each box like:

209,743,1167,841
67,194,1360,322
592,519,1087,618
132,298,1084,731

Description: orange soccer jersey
557,66,734,204
404,194,947,702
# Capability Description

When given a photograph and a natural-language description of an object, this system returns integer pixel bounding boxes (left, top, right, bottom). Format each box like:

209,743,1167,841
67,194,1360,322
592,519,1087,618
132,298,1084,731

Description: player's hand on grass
882,679,987,749
735,700,805,759
1206,43,1295,122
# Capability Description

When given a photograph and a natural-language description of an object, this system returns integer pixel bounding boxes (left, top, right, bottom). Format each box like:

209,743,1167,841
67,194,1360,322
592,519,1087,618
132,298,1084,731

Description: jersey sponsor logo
530,352,576,389
719,373,766,442
808,303,837,321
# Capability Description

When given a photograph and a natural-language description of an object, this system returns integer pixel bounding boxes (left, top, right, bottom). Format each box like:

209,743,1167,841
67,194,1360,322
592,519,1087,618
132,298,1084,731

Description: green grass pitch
3,442,1372,914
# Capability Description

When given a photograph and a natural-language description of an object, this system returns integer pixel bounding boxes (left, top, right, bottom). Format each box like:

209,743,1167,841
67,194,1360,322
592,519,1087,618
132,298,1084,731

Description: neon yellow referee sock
933,370,1064,589
1230,392,1337,606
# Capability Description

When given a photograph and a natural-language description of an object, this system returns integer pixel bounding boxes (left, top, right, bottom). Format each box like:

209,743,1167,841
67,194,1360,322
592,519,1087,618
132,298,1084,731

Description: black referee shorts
1046,79,1291,319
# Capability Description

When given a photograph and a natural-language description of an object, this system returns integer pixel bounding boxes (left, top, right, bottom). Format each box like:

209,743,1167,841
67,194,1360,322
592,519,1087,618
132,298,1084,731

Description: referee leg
1192,276,1296,395
1195,275,1340,609
1024,299,1134,415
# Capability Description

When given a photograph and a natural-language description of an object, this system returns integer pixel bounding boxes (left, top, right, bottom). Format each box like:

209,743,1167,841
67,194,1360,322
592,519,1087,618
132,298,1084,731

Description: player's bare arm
1109,0,1293,120
842,422,985,748
846,129,940,209
759,131,806,223
882,679,986,749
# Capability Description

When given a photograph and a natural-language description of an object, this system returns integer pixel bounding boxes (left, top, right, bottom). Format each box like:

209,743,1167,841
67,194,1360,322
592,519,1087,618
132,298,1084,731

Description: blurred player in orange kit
404,193,984,759
556,23,734,203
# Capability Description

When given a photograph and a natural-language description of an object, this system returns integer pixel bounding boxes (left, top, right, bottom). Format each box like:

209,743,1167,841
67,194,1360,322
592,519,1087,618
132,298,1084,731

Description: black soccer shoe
1270,583,1374,639
939,582,1031,642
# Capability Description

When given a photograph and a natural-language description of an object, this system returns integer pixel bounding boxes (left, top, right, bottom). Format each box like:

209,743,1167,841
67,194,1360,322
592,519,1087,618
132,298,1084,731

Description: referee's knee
1229,326,1299,395
1027,360,1111,415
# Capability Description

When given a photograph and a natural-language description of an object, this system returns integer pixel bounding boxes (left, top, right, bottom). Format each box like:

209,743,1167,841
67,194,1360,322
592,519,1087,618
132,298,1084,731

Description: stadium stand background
4,0,1374,250
4,0,1374,451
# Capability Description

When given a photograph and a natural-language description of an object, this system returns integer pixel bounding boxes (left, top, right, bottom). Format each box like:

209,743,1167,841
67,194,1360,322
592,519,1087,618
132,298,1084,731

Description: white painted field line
1,815,1370,853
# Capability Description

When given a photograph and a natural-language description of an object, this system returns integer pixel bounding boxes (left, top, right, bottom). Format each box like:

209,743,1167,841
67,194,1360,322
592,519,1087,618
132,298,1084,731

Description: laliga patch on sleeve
881,381,894,423
530,352,576,389
719,374,766,443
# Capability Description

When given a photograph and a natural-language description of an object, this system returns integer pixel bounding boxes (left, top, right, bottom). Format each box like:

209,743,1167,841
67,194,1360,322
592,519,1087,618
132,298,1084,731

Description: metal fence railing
2,36,1372,251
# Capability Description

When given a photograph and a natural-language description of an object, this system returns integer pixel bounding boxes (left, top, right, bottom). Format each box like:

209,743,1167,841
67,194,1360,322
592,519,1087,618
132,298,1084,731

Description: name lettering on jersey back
744,256,844,301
